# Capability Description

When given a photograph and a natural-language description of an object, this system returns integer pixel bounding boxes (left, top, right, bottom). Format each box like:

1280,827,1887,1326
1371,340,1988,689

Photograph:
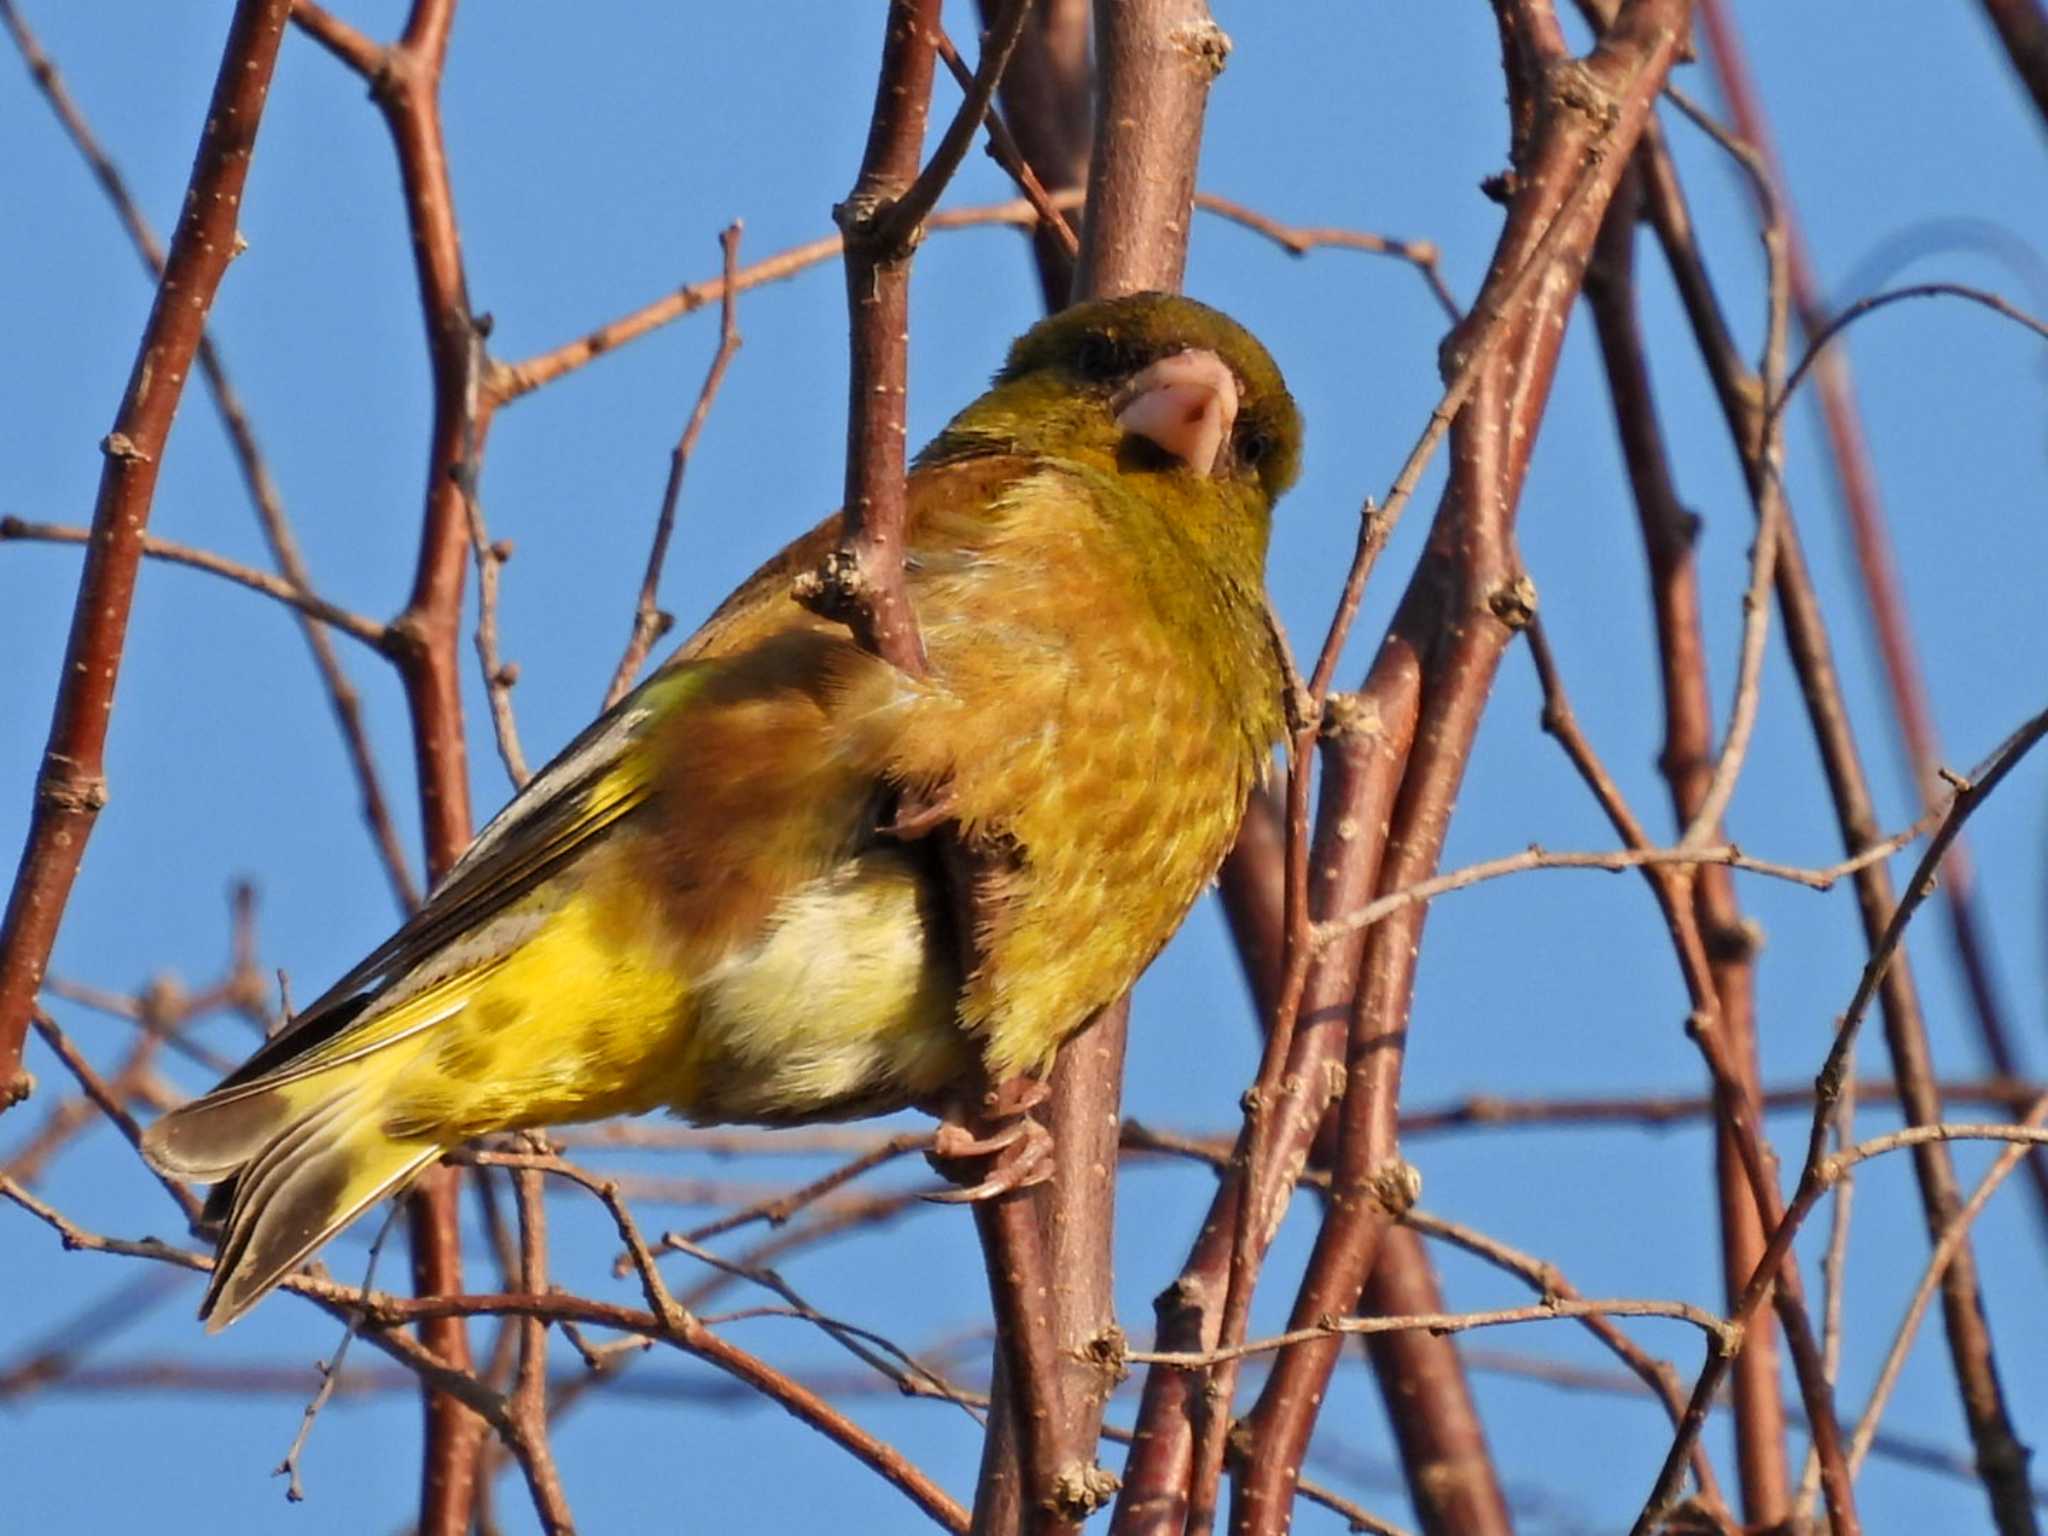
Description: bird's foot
879,785,958,842
924,1075,1054,1203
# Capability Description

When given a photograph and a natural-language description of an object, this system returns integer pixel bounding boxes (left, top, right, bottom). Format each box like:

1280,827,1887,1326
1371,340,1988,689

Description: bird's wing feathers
213,665,705,1093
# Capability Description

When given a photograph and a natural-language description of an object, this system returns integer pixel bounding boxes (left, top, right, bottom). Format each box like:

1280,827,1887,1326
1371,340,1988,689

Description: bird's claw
880,786,957,842
923,1076,1054,1202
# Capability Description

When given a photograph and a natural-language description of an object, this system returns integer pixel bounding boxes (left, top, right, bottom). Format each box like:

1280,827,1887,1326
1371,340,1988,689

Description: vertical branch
1699,0,2048,1245
1357,1227,1515,1536
606,224,746,710
0,0,294,1111
1076,0,1230,300
1582,162,1788,1526
1115,686,1417,1536
505,1163,575,1533
820,0,943,676
0,0,420,913
295,3,495,1529
1223,6,1695,1532
962,7,1238,1534
1687,9,2040,1528
816,7,1108,1534
976,0,1093,309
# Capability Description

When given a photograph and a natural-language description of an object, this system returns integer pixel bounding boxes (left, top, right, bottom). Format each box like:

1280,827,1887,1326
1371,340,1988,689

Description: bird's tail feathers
141,1012,450,1330
200,1089,440,1330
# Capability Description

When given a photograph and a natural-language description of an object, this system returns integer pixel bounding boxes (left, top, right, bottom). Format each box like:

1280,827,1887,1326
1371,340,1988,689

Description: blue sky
5,4,2048,1532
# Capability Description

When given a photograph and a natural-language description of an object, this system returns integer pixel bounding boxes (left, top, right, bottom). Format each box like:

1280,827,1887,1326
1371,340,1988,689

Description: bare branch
0,0,295,1110
605,223,746,709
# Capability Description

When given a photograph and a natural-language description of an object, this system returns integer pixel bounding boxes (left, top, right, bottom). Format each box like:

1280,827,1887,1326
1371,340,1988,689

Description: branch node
1713,1318,1745,1360
791,548,870,625
383,608,430,663
1551,57,1623,133
1169,20,1233,79
1479,169,1522,205
1082,1322,1132,1386
36,757,109,814
1319,691,1382,744
1487,573,1539,631
1367,1157,1422,1219
1046,1461,1122,1520
834,191,922,264
99,431,151,464
1704,915,1764,963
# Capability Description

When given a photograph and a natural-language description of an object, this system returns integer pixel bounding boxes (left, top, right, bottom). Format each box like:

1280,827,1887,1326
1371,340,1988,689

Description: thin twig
1195,193,1460,321
1841,1096,2048,1489
487,191,1453,405
501,1161,575,1533
1403,1209,1722,1503
276,1208,402,1501
1311,818,1938,950
605,223,745,709
29,1012,200,1225
931,22,1080,256
1,1176,970,1534
1,0,420,912
1770,279,2048,435
0,518,391,653
1632,709,2048,1531
0,0,295,1109
1125,1297,1734,1371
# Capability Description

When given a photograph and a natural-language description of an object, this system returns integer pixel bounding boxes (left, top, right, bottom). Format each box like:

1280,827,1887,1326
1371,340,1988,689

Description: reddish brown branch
973,0,1091,307
1076,1,1229,299
1680,14,2041,1527
2,1177,972,1534
819,8,1106,1533
878,0,1038,252
0,0,293,1112
934,23,1082,263
811,0,943,675
975,7,1257,1531
293,0,494,1526
0,518,392,653
1633,707,2048,1532
1218,9,1694,1533
605,224,746,709
1359,1228,1516,1536
1,0,419,912
1582,161,1787,1526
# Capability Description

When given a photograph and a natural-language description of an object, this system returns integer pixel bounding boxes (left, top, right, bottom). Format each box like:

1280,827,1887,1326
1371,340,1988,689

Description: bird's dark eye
1238,430,1271,469
1074,332,1127,381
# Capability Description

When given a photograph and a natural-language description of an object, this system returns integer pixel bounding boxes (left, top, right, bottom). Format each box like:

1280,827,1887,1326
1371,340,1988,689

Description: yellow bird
142,292,1302,1327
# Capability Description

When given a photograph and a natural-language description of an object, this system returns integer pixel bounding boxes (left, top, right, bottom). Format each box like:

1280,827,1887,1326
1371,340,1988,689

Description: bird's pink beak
1113,348,1239,477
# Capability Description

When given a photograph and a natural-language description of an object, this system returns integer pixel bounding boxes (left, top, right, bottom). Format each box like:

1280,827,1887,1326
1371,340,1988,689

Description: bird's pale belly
373,847,967,1142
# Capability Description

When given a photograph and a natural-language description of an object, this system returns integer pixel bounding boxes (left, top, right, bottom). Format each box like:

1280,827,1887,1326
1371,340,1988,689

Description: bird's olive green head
919,293,1303,511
